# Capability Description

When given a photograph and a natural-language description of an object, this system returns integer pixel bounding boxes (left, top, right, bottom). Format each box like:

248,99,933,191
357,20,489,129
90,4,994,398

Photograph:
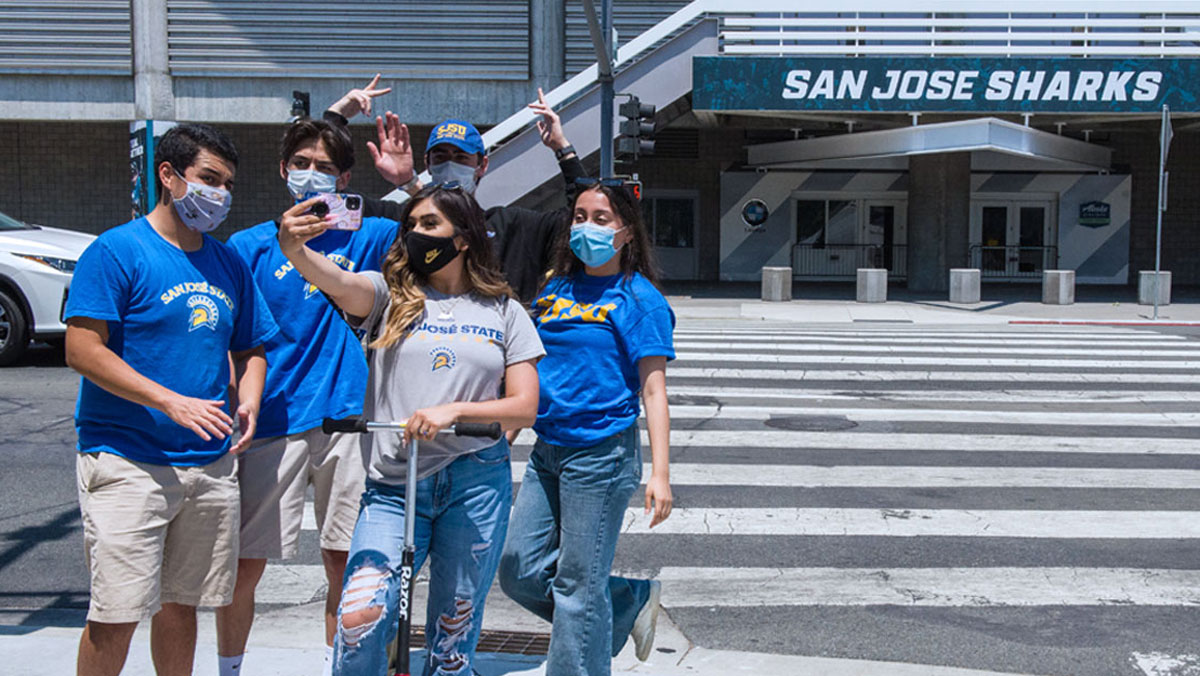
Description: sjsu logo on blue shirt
186,294,220,332
273,252,357,300
430,346,456,372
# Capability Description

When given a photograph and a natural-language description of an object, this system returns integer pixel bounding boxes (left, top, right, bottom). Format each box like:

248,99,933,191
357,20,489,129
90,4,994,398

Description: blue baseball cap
426,119,486,156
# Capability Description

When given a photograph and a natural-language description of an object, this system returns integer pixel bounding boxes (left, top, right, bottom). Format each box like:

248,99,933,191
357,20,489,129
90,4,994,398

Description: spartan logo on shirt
186,294,220,332
430,346,456,372
275,253,357,300
306,253,357,299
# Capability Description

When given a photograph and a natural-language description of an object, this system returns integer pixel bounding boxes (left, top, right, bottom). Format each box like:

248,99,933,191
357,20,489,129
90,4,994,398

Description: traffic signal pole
582,0,615,177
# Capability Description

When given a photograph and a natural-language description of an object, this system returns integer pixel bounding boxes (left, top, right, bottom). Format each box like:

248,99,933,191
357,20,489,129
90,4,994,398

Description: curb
1009,320,1200,326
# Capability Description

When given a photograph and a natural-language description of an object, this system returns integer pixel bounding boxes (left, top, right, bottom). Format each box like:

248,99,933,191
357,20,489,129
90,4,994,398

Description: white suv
0,210,96,365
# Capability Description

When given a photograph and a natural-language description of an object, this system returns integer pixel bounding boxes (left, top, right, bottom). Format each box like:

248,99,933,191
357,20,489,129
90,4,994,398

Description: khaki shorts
237,428,367,559
76,451,239,624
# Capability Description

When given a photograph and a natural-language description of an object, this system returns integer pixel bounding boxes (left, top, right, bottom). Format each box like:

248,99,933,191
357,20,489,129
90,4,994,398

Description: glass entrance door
862,200,907,276
970,201,1054,279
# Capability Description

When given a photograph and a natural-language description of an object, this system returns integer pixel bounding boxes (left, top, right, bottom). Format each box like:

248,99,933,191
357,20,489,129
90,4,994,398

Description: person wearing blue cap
325,84,585,305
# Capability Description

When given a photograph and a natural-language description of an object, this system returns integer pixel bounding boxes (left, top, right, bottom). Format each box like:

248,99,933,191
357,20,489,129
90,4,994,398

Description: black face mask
405,230,459,275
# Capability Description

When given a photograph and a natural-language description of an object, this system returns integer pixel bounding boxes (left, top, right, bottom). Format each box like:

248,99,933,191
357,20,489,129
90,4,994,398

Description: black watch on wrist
554,144,576,161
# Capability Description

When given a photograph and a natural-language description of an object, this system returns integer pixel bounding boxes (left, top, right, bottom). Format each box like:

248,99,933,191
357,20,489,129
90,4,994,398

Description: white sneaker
630,580,662,661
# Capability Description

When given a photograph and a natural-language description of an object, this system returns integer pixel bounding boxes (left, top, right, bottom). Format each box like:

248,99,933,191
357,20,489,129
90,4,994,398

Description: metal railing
968,245,1058,279
792,244,908,279
722,6,1200,58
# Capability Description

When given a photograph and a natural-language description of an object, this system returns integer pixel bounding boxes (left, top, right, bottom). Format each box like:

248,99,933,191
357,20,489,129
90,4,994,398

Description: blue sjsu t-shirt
65,218,279,466
226,217,398,438
532,272,675,447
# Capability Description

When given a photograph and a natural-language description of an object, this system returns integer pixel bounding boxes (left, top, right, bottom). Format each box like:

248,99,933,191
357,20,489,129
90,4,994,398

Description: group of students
65,81,675,676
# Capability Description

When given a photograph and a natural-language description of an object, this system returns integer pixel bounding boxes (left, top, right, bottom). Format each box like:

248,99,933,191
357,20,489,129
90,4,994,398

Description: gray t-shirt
352,271,545,483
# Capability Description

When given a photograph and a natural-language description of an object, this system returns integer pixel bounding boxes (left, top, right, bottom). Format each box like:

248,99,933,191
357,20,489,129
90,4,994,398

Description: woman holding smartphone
498,179,674,675
277,184,544,676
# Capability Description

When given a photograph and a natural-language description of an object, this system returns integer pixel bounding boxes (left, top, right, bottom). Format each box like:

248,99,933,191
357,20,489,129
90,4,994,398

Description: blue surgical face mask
172,171,232,234
428,161,478,193
569,222,624,268
286,168,339,200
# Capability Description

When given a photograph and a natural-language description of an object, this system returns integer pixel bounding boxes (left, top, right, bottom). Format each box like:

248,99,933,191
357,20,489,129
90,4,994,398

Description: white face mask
286,168,338,200
171,172,231,233
428,161,479,194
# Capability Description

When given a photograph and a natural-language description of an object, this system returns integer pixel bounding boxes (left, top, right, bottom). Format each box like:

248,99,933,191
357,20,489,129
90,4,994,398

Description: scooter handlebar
453,422,503,440
322,416,368,434
322,417,501,440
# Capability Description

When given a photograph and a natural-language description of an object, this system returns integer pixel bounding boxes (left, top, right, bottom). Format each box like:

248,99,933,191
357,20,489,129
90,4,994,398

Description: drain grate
410,626,550,656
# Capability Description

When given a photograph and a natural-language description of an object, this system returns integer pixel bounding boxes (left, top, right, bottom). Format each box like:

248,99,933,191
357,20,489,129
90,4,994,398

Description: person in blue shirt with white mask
65,123,278,676
499,180,675,675
218,117,400,676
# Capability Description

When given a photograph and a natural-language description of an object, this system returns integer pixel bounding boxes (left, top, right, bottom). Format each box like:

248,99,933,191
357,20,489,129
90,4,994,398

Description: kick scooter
323,415,502,676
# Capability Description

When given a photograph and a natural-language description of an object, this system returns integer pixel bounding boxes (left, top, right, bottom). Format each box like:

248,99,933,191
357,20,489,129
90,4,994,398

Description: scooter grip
322,416,368,434
453,422,503,440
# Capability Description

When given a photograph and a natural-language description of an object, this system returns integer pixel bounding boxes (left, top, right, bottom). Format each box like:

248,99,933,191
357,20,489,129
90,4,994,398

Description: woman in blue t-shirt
499,180,675,675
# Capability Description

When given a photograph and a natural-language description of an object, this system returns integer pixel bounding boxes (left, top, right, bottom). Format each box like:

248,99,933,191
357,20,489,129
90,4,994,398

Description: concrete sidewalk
0,602,1034,676
662,284,1200,326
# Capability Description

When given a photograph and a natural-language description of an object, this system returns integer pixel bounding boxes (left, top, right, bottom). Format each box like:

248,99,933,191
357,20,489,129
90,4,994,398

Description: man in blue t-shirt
217,116,399,676
65,123,278,676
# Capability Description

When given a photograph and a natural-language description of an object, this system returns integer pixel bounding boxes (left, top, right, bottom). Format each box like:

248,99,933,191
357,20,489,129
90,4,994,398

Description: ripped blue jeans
332,440,512,676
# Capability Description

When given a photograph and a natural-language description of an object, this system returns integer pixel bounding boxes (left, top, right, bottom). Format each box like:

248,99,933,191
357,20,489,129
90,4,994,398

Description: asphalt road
3,323,1200,676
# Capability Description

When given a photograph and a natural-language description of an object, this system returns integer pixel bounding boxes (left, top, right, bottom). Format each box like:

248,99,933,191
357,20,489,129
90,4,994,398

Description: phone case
305,192,363,231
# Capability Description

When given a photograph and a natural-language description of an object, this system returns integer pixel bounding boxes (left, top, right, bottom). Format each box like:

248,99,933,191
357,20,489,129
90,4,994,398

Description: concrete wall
0,0,567,126
1109,129,1200,285
0,121,425,240
637,128,744,281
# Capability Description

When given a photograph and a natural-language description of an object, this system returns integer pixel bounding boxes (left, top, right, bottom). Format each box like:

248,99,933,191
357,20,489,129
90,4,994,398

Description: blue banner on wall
693,56,1200,113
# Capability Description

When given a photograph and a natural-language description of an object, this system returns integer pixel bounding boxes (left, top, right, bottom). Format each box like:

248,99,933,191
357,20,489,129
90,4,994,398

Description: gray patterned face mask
172,170,232,233
428,161,478,194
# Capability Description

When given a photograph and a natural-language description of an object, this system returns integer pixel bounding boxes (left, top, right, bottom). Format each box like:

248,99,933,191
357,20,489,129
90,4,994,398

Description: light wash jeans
498,423,653,676
332,440,512,676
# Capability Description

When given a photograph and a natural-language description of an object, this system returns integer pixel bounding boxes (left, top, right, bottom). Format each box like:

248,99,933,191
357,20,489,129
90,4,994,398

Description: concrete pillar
857,269,887,303
1139,271,1171,305
530,0,566,94
906,153,971,292
761,267,792,302
1042,270,1075,305
948,268,980,304
131,0,176,120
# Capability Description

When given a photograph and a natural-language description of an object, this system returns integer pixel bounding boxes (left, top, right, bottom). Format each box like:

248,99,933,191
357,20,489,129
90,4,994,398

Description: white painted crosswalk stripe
674,351,1200,369
670,386,1200,404
272,319,1200,656
674,341,1200,357
511,464,1200,489
619,508,1200,538
667,403,1200,426
672,329,1186,340
511,428,1200,454
670,367,1200,384
625,567,1200,607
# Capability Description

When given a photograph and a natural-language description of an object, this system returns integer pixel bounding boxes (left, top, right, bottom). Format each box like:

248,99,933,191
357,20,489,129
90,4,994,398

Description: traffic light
616,96,655,162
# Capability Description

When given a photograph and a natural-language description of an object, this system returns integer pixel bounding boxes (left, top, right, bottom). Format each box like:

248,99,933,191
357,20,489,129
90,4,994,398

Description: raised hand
528,87,570,152
368,111,415,187
330,73,393,119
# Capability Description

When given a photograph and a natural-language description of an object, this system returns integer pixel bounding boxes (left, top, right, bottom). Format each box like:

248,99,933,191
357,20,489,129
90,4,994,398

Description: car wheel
0,288,29,366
